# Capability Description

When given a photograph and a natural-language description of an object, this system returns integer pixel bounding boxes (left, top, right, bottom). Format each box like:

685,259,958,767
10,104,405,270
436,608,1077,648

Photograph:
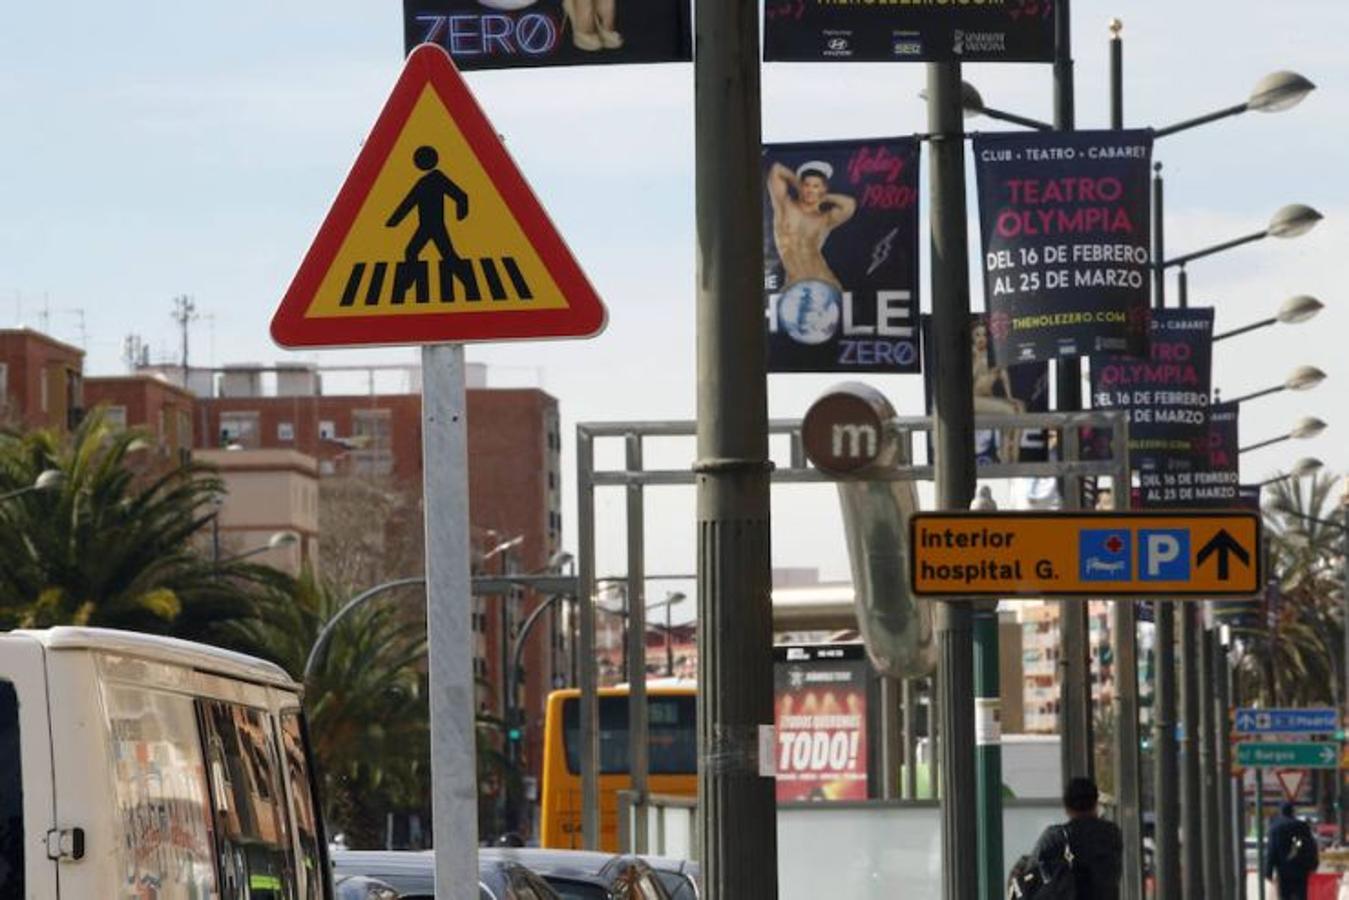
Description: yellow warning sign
909,511,1262,598
272,44,606,348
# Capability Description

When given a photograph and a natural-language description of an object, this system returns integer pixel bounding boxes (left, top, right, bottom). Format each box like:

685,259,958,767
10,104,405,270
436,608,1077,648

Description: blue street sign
1233,707,1338,736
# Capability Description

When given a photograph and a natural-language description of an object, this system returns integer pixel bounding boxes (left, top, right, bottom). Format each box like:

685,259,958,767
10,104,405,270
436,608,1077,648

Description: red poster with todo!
773,644,869,802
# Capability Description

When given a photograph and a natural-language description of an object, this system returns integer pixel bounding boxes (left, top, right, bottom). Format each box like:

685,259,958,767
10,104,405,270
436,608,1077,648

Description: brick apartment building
0,330,84,432
188,363,566,781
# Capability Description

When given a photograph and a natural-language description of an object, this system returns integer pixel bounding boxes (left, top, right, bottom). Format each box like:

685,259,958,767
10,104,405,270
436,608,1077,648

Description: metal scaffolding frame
572,410,1141,883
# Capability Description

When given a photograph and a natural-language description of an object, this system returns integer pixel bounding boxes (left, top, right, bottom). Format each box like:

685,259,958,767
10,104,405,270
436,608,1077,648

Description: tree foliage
1234,471,1346,707
0,410,266,636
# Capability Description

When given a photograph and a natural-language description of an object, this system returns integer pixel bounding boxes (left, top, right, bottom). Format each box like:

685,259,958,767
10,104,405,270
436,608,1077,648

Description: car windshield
544,877,610,900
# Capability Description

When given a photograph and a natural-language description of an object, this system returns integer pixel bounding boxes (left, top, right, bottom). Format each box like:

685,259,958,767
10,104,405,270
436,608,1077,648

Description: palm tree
1233,471,1344,707
0,409,265,636
222,571,430,846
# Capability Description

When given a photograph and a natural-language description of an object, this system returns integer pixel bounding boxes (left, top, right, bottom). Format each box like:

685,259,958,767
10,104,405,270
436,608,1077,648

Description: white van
0,626,332,899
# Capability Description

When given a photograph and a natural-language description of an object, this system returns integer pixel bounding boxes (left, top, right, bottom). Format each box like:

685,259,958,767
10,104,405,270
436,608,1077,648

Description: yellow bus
539,682,697,851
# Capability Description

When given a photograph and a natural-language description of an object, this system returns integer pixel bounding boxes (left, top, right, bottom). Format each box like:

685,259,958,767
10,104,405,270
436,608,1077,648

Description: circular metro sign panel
801,383,897,478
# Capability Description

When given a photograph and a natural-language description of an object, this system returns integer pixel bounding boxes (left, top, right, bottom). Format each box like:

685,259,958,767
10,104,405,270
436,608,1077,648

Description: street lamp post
960,60,1318,900
0,469,64,503
216,530,300,565
1239,418,1328,454
1213,295,1324,343
1222,366,1327,406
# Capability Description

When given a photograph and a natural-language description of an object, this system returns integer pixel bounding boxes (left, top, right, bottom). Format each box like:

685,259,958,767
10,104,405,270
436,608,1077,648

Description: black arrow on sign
1196,529,1251,581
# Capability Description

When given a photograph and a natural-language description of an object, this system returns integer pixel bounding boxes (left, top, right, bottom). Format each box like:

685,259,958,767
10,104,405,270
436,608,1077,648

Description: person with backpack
1009,776,1123,899
1265,802,1319,899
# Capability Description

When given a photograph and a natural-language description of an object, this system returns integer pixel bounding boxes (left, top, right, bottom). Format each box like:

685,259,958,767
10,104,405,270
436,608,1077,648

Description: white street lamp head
959,81,986,116
1108,17,1123,36
1275,295,1324,325
1267,204,1323,239
1247,71,1316,113
33,469,64,491
546,550,574,571
1291,457,1324,478
1284,365,1327,392
267,531,300,550
1290,417,1328,440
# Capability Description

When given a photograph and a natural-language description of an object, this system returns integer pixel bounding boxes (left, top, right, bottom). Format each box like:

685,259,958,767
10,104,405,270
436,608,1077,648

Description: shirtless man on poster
767,160,857,288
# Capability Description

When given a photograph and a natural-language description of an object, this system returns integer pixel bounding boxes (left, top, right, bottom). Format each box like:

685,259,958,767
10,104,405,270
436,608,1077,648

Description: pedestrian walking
1008,776,1123,899
1265,802,1319,900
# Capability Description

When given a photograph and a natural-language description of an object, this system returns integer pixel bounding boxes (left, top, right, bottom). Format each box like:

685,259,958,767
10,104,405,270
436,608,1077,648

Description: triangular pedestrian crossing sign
271,44,607,349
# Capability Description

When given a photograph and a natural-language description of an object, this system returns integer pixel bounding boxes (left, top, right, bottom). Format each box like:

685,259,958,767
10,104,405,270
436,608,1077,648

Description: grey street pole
1150,161,1182,900
576,430,601,848
421,343,479,900
1106,31,1143,899
1199,622,1222,893
1343,508,1348,842
625,434,650,853
971,488,1003,900
1177,267,1205,897
693,2,778,896
1055,0,1093,788
1215,628,1238,899
926,59,979,900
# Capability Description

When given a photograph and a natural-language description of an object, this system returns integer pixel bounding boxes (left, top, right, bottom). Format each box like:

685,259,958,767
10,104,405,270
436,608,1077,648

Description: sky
2,2,1345,618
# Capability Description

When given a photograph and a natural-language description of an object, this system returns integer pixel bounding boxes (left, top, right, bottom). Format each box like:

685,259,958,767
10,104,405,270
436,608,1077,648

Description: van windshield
0,682,21,896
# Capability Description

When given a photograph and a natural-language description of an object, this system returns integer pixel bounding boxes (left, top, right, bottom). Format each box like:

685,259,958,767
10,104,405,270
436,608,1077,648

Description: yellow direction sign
910,511,1261,598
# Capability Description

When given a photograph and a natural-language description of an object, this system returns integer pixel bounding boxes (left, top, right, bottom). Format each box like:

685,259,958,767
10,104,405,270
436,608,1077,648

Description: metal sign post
421,343,478,900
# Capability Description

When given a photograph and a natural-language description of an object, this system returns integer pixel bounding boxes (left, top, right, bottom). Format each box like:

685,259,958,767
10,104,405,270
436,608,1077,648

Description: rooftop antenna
171,295,197,389
63,309,87,349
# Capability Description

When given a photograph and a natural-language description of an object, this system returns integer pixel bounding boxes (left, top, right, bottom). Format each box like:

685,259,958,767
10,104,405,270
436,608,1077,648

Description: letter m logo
832,424,877,460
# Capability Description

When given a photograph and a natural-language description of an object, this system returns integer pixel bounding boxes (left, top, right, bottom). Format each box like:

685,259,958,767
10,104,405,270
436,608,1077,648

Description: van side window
0,682,22,896
102,684,218,898
198,700,297,899
280,712,324,900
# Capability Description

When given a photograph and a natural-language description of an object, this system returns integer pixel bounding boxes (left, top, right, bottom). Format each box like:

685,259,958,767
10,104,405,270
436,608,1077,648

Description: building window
278,421,295,442
219,411,260,448
104,405,128,430
178,409,193,449
0,362,7,402
39,372,48,413
318,420,336,440
351,408,393,476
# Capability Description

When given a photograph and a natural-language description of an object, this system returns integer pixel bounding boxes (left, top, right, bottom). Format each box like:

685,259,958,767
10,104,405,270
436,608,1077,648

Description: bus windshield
561,694,696,775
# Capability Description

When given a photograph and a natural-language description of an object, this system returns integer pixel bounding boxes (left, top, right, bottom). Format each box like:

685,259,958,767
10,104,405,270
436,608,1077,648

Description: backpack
1007,827,1079,900
1285,821,1319,875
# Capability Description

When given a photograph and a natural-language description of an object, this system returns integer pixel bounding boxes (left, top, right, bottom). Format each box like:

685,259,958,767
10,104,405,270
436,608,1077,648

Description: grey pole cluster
692,1,779,896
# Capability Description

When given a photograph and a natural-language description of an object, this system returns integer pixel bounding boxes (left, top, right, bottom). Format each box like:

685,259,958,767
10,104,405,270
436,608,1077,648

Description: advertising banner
763,0,1056,63
774,644,870,802
764,139,921,374
923,314,1050,465
1091,308,1214,509
403,0,691,70
974,130,1154,366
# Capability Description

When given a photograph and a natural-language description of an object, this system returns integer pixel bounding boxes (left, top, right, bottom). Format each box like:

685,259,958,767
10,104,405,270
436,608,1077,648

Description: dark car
481,848,673,900
331,849,561,900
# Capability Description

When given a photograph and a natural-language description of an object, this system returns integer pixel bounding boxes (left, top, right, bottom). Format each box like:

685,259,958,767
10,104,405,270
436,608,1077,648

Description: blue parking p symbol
1139,530,1190,581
